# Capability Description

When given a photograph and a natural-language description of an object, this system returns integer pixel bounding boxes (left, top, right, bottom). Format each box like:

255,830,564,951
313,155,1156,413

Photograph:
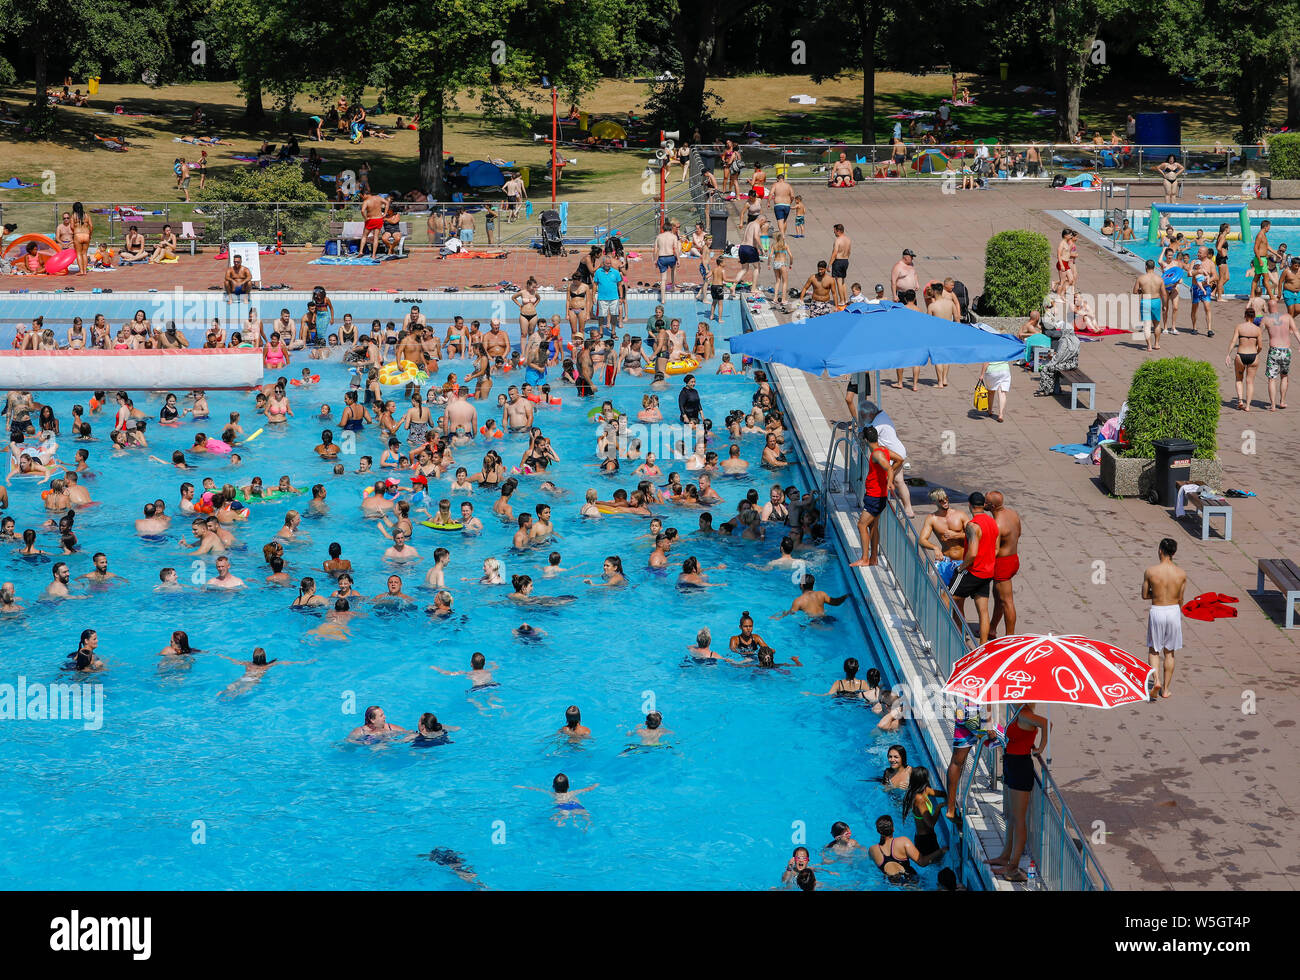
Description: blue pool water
1070,211,1300,296
0,294,942,890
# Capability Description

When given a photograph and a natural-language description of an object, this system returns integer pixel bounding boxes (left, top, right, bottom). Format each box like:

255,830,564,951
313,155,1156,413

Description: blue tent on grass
727,303,1026,376
460,160,506,188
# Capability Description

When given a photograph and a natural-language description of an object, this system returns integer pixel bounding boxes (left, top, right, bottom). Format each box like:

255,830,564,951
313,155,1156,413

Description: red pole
551,87,558,206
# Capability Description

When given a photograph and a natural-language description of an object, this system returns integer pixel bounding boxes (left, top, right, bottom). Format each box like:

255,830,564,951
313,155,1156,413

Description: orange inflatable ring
1,233,59,259
290,374,321,386
548,396,562,406
479,425,503,439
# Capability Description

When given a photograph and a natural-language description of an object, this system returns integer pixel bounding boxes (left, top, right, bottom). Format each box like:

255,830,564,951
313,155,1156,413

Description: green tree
1145,2,1300,143
335,0,621,197
0,0,171,117
203,0,321,123
804,0,892,143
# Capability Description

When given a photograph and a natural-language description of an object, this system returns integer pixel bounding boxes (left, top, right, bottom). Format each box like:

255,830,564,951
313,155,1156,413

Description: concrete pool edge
745,304,1014,892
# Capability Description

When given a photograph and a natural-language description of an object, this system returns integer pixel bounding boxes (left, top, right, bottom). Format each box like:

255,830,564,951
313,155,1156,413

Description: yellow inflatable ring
378,359,428,386
664,356,701,376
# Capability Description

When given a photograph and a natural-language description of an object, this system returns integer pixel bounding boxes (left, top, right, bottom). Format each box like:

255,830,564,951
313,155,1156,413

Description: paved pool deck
760,182,1299,891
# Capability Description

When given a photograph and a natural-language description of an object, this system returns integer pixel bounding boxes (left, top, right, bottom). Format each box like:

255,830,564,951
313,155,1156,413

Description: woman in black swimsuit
902,767,947,864
475,451,504,488
868,815,920,884
1214,222,1231,301
728,611,768,655
340,391,370,432
339,315,357,345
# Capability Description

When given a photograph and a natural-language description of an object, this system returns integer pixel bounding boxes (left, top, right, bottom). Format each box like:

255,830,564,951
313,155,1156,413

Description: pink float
43,248,77,275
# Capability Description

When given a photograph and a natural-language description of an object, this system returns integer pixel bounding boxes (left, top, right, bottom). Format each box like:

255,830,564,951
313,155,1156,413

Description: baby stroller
539,210,564,257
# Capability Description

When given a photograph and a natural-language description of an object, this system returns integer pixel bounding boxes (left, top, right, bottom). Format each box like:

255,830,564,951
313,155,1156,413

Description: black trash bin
709,204,730,252
1151,437,1196,505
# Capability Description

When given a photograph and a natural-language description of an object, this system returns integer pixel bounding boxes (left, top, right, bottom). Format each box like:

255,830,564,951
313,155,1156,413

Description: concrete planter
977,316,1025,334
1099,443,1226,498
1263,177,1299,200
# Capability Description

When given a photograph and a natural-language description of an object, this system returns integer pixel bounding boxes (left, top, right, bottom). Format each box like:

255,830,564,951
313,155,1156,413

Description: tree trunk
418,89,446,198
677,35,715,136
243,78,265,123
860,0,882,144
1288,54,1300,131
30,33,48,116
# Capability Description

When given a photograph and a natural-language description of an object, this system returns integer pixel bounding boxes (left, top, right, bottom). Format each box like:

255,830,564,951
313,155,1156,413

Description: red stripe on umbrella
941,634,1152,708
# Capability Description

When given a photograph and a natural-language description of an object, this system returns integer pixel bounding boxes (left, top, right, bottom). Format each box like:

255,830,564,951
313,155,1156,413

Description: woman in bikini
1157,154,1185,204
150,224,178,264
397,392,431,448
65,317,87,350
566,275,590,346
264,385,292,425
70,202,93,277
263,332,291,370
882,744,912,789
445,319,467,359
693,320,715,360
513,277,541,342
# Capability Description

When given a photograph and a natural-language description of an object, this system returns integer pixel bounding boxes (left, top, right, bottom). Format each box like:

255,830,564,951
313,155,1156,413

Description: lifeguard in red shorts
987,490,1022,638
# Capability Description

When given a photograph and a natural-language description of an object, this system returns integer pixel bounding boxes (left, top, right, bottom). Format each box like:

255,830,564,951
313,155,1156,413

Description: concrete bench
1255,558,1300,629
1054,367,1095,410
327,220,409,256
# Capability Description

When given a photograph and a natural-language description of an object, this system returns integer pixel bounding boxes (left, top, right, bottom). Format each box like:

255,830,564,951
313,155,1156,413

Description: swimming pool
0,293,942,890
1068,209,1300,297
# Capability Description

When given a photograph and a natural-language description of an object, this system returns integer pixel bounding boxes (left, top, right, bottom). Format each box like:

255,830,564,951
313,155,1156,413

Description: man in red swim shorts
987,490,1022,637
360,190,386,259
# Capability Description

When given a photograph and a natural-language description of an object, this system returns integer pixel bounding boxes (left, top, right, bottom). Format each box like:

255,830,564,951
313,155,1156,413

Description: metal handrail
816,431,1111,890
694,141,1271,181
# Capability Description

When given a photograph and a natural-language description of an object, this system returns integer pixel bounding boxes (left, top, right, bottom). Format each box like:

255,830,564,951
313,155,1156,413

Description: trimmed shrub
1121,357,1219,459
980,230,1050,316
198,163,327,204
1267,132,1300,180
195,163,331,245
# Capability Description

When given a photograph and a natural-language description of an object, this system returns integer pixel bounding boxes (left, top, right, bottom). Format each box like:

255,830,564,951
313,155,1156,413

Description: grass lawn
0,71,1283,216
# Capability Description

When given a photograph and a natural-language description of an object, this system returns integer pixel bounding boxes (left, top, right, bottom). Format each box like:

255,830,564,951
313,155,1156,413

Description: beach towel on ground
0,177,35,189
1050,443,1093,459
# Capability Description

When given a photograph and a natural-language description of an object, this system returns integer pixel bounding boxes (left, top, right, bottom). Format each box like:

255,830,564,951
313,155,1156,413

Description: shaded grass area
0,71,1283,216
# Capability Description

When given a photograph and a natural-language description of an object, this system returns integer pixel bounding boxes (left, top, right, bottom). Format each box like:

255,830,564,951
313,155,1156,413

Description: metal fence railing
0,192,714,251
694,142,1271,183
818,417,1111,891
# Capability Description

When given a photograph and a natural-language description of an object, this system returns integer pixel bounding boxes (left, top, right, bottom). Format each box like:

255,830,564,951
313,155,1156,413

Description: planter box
977,316,1026,334
1099,443,1225,498
1262,177,1299,200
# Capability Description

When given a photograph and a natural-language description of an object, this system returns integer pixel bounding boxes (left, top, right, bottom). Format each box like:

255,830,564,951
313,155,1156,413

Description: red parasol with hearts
942,634,1152,709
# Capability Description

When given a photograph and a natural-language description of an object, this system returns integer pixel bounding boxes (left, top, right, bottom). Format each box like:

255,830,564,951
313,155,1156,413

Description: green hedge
981,230,1050,316
198,163,327,204
1121,357,1220,459
1268,132,1300,180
